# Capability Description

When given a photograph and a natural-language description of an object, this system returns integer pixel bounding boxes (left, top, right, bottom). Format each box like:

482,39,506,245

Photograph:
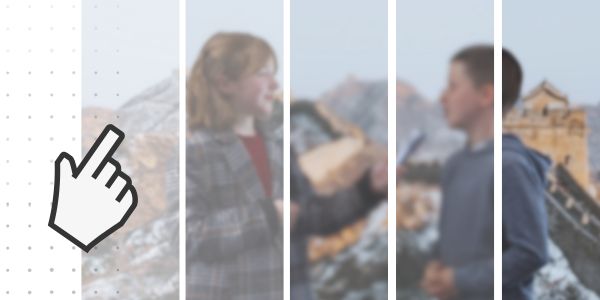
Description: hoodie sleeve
454,259,493,296
502,157,549,289
452,171,493,296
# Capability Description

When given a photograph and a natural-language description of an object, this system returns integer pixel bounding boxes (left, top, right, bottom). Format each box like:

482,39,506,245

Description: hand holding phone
397,129,425,166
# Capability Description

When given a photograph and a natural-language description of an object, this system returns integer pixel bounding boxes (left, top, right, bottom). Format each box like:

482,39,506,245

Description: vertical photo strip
81,0,179,298
503,1,600,299
397,0,494,299
291,0,389,299
185,0,284,299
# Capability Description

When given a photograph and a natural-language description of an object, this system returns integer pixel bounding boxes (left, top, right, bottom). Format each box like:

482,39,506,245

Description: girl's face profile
229,58,279,119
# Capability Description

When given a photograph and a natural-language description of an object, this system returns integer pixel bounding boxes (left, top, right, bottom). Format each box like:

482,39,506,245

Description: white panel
0,0,81,298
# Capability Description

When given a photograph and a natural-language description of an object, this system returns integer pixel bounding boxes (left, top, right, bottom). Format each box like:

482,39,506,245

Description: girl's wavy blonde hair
187,32,277,131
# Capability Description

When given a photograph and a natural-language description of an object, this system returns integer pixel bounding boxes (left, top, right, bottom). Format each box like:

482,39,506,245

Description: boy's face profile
441,61,492,130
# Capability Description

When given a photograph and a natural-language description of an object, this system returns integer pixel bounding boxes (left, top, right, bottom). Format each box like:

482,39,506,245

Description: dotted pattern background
0,0,82,298
81,0,179,299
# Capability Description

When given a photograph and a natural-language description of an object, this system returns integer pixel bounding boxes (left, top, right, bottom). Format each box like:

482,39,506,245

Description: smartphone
397,129,425,166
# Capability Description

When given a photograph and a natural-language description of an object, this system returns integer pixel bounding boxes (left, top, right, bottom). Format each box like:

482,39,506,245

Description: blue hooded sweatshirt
503,134,550,300
437,140,494,300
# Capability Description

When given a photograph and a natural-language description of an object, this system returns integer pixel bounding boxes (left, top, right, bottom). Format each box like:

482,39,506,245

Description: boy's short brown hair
452,45,494,87
502,48,523,114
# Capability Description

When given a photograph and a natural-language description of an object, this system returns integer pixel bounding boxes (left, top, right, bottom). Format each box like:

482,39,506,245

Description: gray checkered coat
186,122,283,300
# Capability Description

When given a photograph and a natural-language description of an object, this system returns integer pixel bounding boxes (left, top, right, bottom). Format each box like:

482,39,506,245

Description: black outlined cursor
49,124,138,252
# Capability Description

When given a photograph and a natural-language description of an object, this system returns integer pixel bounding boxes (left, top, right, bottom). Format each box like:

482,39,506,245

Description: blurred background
395,0,492,299
505,1,600,299
186,0,283,82
74,1,600,299
291,0,388,299
81,0,179,299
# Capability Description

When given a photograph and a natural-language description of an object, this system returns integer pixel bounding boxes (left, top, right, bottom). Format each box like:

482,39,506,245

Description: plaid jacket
187,122,283,300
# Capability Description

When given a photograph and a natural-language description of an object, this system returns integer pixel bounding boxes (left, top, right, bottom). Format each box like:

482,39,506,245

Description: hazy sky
397,0,493,102
292,0,387,99
186,0,283,84
186,0,387,100
504,1,600,105
83,0,178,108
84,0,599,109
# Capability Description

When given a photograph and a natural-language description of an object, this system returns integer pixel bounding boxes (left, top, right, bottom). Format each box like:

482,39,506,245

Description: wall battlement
504,81,592,193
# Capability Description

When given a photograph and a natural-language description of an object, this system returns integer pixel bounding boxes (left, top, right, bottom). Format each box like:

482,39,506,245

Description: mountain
82,72,179,300
306,78,461,300
320,78,465,162
395,81,464,162
78,73,600,299
534,241,600,300
117,70,179,136
305,77,389,299
320,75,388,145
393,81,600,299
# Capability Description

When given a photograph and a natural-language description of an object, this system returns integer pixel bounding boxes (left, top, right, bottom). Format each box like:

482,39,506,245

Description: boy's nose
270,77,279,90
440,89,451,105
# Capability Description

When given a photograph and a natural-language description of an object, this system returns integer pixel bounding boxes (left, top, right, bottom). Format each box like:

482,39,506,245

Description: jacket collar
210,119,279,145
208,120,282,201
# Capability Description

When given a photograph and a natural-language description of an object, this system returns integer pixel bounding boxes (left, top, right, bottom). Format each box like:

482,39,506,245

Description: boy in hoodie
502,49,549,300
421,45,494,300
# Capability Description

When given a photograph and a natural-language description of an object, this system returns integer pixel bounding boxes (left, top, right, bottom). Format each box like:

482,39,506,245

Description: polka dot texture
81,0,179,299
0,0,81,298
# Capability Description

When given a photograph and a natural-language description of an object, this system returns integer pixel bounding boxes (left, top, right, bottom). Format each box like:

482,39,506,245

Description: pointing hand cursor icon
49,124,138,252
